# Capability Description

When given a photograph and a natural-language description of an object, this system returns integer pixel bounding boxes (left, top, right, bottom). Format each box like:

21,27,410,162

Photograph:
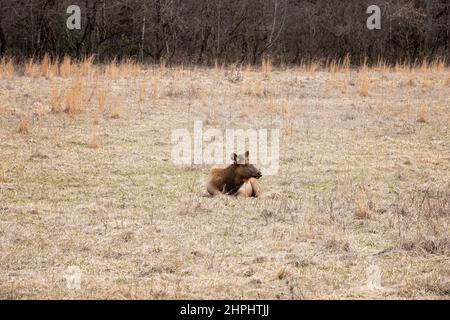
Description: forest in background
0,0,449,65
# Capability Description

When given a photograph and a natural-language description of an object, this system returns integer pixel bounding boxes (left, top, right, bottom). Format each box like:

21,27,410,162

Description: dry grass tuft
60,56,72,78
106,59,118,80
376,57,389,72
49,58,59,77
1,58,15,78
40,54,50,77
119,59,138,78
341,54,351,73
88,126,100,148
50,83,63,113
80,55,95,77
0,168,8,183
18,115,30,134
64,76,85,114
327,56,350,74
354,192,371,219
253,80,264,97
110,98,122,119
401,236,450,255
416,105,428,123
262,57,272,79
358,78,369,97
24,59,40,78
98,91,107,113
277,267,289,280
138,80,146,103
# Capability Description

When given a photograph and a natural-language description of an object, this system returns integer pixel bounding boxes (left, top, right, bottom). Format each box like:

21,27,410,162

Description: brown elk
207,151,262,197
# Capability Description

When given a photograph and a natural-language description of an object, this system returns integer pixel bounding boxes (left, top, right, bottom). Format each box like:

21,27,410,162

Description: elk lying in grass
207,151,262,197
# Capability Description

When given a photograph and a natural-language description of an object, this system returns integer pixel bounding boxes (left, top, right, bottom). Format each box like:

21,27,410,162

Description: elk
206,151,262,197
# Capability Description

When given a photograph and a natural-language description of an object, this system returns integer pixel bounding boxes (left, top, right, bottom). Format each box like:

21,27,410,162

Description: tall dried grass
88,125,100,148
60,56,72,78
0,165,8,183
40,54,50,77
50,82,63,113
4,58,15,78
354,191,371,219
80,55,95,77
358,60,370,97
326,55,351,73
106,59,118,80
262,57,272,79
119,59,139,78
64,75,85,114
24,59,40,77
98,91,107,113
138,80,146,103
358,78,369,97
18,115,30,134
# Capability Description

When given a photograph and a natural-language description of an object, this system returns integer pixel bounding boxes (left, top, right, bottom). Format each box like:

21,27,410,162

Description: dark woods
0,0,448,65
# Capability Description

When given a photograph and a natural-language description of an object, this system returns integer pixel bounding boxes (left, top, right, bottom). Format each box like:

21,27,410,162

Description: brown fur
207,151,262,197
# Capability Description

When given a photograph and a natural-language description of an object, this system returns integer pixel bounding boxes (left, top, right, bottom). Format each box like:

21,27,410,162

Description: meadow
0,56,449,299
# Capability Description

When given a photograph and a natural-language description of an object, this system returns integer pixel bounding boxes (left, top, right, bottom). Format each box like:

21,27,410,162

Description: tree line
0,0,448,65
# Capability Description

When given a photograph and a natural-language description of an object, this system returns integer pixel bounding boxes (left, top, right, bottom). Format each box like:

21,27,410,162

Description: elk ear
231,153,238,164
244,151,249,164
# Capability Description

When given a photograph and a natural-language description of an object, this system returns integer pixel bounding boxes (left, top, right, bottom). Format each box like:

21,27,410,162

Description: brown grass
18,116,30,134
138,80,146,103
416,106,428,123
110,99,122,119
326,55,350,74
24,59,40,78
49,58,59,77
2,58,15,78
106,59,118,80
358,78,369,97
80,55,94,77
355,192,371,220
64,76,85,114
50,83,63,113
88,126,100,149
40,54,50,77
151,78,159,100
98,91,107,113
0,168,8,183
262,57,272,79
60,56,72,78
119,59,139,78
0,60,449,300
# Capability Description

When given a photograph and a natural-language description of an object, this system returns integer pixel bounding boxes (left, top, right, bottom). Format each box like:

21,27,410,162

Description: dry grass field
0,57,449,299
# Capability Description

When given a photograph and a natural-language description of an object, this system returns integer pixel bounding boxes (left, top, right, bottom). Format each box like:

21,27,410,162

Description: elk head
231,151,262,180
